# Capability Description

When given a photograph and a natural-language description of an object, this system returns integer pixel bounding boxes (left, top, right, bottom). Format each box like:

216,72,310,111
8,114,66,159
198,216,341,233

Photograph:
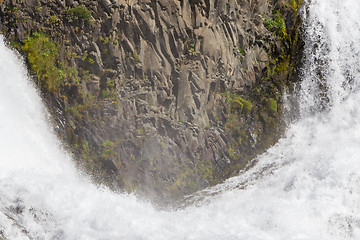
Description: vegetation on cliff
220,0,303,177
15,32,79,93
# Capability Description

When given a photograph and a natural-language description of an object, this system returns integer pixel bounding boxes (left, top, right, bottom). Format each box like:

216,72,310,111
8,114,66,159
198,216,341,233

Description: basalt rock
0,0,303,203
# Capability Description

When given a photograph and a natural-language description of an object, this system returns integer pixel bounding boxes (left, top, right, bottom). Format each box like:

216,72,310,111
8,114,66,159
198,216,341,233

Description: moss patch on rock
16,33,78,93
66,5,91,23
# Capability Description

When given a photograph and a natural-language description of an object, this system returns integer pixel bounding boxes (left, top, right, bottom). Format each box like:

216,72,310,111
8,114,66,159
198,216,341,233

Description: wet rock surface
0,0,302,203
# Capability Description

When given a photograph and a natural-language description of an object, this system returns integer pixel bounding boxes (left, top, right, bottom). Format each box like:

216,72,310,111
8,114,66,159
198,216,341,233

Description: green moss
228,147,235,159
66,103,84,120
81,52,88,61
101,90,109,98
269,98,278,112
136,128,144,134
4,4,17,12
223,92,253,115
20,33,62,92
171,168,191,191
107,79,115,89
170,159,214,193
186,180,197,191
264,11,287,38
81,52,95,64
14,32,80,93
287,0,303,12
237,48,245,56
237,129,249,145
232,96,253,114
82,140,90,153
86,57,95,64
133,51,139,65
65,67,80,85
50,15,61,25
100,140,116,160
225,113,238,130
197,160,214,181
103,37,110,44
184,41,198,57
66,5,91,23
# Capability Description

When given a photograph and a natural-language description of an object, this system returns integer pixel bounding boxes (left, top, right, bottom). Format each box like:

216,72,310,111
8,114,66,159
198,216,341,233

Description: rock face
0,0,302,202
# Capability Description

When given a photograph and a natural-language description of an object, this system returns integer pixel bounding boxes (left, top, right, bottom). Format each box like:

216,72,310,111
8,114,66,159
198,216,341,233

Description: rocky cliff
0,0,302,203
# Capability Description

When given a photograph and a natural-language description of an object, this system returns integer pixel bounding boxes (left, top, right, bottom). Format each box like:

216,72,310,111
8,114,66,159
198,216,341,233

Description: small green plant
264,11,287,38
228,147,235,159
66,5,91,23
133,51,139,64
67,104,83,120
82,141,90,153
21,33,62,92
197,160,213,181
107,79,115,89
269,98,278,112
188,43,198,56
5,4,17,12
17,32,80,92
50,15,61,25
35,6,42,13
237,48,245,56
101,90,110,98
100,140,116,160
287,0,303,12
103,37,110,44
86,57,95,64
222,92,253,115
81,52,95,64
136,128,144,134
65,48,78,60
231,96,253,114
81,52,88,61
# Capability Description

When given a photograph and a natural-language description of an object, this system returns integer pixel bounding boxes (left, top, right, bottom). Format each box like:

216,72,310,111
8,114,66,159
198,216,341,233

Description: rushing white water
1,0,360,239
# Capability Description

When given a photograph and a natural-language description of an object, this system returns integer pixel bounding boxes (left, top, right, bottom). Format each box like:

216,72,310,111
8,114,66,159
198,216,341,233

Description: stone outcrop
0,0,302,203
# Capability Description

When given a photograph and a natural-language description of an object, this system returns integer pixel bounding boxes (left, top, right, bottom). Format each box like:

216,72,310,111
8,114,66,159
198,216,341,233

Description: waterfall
1,0,360,239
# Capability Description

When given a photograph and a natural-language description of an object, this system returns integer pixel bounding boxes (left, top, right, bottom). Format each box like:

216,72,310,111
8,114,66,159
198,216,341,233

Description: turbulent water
1,0,360,239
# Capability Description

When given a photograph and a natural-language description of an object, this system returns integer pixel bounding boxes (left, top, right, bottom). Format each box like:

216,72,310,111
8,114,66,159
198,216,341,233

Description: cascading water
1,0,360,239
